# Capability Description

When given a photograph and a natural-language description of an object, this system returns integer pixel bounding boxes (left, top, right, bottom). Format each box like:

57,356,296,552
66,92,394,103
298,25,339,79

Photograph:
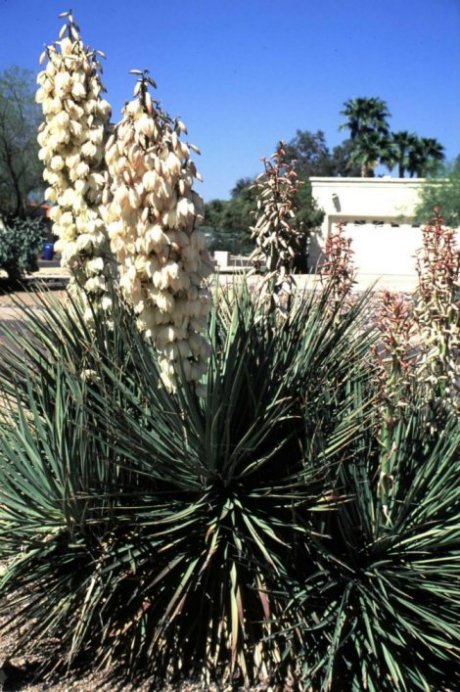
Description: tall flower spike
103,71,213,393
374,290,417,523
36,11,114,319
414,208,460,414
250,142,304,312
319,221,356,315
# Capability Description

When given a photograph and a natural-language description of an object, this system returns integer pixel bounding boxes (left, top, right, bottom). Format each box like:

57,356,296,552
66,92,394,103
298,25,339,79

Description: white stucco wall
309,177,454,277
310,176,424,220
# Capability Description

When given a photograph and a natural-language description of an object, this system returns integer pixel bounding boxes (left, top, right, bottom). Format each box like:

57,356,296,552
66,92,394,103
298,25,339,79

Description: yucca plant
414,208,460,417
103,69,212,393
36,10,114,317
0,281,375,687
279,389,460,691
250,141,305,313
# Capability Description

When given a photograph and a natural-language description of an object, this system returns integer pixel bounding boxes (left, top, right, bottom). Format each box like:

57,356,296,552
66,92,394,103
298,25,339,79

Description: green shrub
0,215,47,282
0,284,375,687
0,282,458,690
280,402,460,690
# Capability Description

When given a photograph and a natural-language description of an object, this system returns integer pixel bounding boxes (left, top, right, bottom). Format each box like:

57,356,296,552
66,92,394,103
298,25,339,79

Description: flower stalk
414,208,460,413
250,142,304,312
374,290,417,522
103,71,212,392
319,221,356,315
36,11,114,318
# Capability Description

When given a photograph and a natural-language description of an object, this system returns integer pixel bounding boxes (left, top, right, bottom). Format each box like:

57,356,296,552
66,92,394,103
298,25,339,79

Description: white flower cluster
36,12,113,317
104,73,213,392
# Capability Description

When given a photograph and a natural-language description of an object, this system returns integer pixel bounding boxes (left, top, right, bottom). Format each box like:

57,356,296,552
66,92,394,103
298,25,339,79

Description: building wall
309,177,451,276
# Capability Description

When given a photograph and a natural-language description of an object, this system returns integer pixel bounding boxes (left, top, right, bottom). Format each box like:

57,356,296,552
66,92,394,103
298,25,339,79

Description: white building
309,177,439,279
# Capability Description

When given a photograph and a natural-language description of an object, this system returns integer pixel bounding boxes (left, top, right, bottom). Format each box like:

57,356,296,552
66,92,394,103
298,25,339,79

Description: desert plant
1,11,458,692
318,221,357,320
280,400,460,691
268,216,460,691
103,70,212,393
0,282,375,688
0,215,47,282
36,11,114,317
373,290,418,513
414,208,460,416
250,141,305,311
415,162,460,227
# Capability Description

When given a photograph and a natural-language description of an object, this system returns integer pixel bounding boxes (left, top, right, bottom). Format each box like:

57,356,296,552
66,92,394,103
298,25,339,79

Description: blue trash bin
42,241,54,260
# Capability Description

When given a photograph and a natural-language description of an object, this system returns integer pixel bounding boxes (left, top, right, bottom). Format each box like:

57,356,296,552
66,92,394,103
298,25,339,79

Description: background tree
347,130,394,177
284,129,360,177
203,182,257,254
230,176,253,197
340,97,391,140
391,130,418,177
415,158,460,226
0,66,43,216
340,97,392,177
296,180,324,232
407,136,445,178
284,129,331,177
328,138,362,176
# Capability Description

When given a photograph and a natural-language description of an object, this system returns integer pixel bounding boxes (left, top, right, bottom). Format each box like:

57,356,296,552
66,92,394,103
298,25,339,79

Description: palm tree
407,137,445,178
348,131,394,177
340,97,392,177
340,97,391,140
391,131,418,177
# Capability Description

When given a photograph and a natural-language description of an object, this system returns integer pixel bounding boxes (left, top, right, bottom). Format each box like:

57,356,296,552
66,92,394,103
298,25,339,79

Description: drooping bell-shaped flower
36,11,114,319
103,70,212,392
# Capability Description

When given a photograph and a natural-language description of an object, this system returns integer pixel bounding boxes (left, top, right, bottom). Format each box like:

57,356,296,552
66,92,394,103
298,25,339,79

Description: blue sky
0,0,459,200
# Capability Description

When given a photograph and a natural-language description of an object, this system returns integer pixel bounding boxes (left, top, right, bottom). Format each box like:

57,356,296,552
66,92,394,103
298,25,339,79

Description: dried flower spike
250,141,304,312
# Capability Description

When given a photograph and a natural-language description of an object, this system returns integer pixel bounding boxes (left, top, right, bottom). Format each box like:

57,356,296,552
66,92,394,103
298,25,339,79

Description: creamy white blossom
36,13,114,316
103,72,212,391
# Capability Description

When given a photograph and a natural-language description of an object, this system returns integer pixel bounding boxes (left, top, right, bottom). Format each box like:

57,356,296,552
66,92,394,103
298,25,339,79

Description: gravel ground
0,606,241,690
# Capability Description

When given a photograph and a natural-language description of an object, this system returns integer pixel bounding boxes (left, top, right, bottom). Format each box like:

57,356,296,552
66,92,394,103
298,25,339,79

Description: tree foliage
406,136,445,178
391,130,418,178
284,129,360,177
0,66,44,215
340,97,392,177
0,215,47,282
339,98,445,178
415,160,460,226
203,183,258,254
340,96,391,140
